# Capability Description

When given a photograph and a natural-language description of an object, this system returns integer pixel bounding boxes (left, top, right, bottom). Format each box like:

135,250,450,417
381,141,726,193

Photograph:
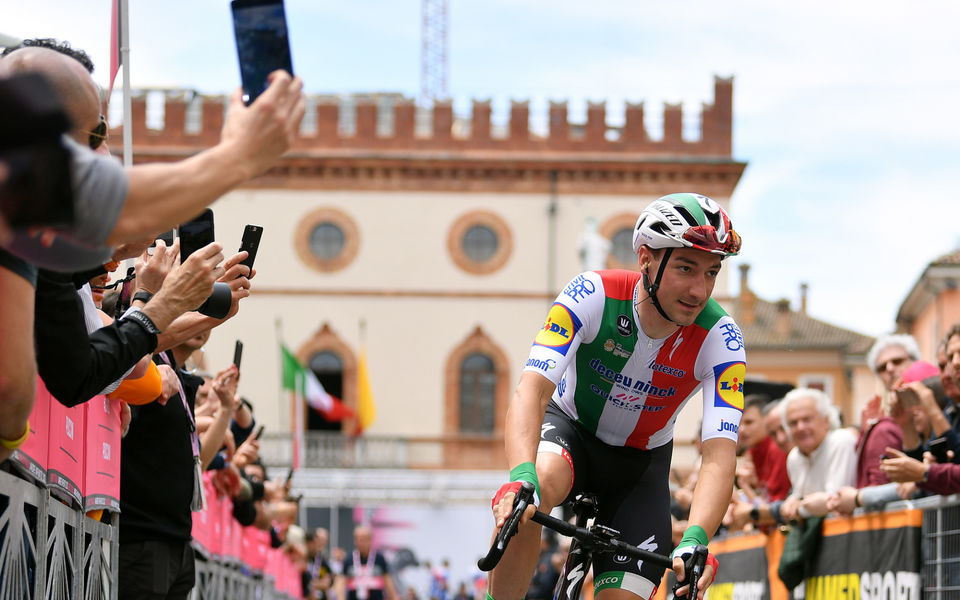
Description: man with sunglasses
490,194,743,600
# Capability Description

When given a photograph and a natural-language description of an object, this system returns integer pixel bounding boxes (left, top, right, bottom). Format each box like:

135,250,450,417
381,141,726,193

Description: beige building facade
113,77,746,471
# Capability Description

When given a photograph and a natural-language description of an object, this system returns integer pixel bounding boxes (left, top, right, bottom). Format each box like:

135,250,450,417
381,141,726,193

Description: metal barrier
0,468,118,600
916,493,960,598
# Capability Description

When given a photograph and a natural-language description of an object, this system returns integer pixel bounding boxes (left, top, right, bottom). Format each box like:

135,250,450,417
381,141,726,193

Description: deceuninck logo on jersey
713,361,745,411
534,303,580,355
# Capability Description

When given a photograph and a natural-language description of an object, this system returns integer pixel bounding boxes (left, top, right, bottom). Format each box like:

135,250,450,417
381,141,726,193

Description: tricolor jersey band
524,270,746,449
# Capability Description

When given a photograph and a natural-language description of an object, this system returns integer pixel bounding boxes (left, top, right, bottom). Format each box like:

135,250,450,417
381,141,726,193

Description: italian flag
281,344,353,421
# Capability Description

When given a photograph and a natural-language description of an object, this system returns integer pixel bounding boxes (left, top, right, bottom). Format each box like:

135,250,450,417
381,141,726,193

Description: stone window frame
447,210,513,275
294,207,360,273
443,326,510,436
599,212,640,270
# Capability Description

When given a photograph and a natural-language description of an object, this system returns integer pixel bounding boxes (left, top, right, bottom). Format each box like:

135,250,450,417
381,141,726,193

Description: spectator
779,388,857,521
335,526,399,600
738,394,791,502
305,527,334,600
763,399,794,455
867,334,920,394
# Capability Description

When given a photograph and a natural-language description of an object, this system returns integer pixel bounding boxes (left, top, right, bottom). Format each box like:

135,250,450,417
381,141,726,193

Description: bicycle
478,482,709,599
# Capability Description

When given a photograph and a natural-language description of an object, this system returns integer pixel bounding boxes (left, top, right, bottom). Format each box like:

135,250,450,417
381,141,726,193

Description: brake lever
671,544,709,598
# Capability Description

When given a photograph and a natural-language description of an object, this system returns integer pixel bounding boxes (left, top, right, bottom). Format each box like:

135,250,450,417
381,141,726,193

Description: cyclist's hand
492,482,538,528
672,551,718,600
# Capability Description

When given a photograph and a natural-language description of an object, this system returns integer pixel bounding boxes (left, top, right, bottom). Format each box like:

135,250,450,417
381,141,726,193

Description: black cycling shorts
539,402,672,599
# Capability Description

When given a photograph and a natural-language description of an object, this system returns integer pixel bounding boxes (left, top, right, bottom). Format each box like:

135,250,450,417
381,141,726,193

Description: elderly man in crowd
737,394,791,502
778,388,857,521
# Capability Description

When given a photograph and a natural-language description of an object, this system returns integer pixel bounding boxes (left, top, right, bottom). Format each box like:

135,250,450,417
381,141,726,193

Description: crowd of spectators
683,327,960,542
0,36,308,598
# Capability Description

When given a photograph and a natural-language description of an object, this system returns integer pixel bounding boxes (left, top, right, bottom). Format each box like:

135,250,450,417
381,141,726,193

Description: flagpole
120,0,132,167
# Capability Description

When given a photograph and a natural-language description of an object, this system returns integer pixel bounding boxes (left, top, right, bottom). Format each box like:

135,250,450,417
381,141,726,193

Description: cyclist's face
644,247,722,326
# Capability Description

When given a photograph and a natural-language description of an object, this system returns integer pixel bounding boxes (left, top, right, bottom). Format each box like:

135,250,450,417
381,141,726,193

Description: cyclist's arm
505,372,556,471
687,437,737,543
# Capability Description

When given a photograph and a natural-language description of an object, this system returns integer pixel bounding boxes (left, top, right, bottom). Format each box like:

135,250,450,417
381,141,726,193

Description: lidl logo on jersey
534,303,581,355
713,360,746,411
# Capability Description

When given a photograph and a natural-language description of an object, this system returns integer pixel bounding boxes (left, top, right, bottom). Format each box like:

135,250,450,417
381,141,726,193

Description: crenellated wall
111,76,734,156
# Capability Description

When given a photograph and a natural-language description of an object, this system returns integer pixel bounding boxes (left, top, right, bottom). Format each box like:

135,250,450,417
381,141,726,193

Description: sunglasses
875,356,908,375
682,225,742,256
85,115,108,150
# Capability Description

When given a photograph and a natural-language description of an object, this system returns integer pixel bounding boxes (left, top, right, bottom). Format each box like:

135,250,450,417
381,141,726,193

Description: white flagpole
120,0,132,167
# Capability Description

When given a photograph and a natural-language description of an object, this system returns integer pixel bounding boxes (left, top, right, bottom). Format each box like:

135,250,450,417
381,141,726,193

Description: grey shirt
5,136,127,271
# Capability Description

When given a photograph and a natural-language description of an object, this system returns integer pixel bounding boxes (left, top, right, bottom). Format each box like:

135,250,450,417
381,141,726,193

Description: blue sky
4,0,960,340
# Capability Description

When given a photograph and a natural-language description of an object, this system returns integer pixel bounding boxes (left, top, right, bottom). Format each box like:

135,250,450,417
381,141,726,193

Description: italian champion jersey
523,270,746,449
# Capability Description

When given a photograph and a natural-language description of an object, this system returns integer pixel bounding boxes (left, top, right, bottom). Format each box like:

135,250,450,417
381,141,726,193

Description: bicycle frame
552,495,598,600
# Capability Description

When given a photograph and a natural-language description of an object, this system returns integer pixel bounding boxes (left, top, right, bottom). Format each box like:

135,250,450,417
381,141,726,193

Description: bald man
335,526,399,600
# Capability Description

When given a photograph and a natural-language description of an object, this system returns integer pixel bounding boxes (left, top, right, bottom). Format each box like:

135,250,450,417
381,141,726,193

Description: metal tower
420,0,449,104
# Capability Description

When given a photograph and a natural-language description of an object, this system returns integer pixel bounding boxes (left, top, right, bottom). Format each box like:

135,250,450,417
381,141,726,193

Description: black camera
0,72,75,230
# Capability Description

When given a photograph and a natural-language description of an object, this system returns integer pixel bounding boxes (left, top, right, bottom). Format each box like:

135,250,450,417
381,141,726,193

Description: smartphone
928,437,951,463
896,387,920,407
147,229,175,256
231,0,294,106
0,72,75,230
253,424,265,440
238,224,263,272
286,467,294,484
233,340,244,370
178,209,215,261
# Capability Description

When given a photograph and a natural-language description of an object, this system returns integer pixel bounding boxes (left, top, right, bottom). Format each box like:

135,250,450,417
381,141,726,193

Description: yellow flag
356,346,376,433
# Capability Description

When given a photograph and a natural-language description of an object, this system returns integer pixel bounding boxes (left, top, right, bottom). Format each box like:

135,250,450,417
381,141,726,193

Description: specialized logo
534,303,580,355
541,423,556,438
565,563,586,600
603,339,632,359
713,361,746,411
669,333,684,360
720,322,744,352
525,357,557,372
717,419,739,434
563,274,596,304
616,314,634,337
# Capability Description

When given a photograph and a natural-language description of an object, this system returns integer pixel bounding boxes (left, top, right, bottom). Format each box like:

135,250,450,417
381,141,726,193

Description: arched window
459,353,496,433
308,351,344,432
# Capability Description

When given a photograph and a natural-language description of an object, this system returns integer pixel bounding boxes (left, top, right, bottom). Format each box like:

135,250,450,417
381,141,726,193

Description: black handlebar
477,482,535,571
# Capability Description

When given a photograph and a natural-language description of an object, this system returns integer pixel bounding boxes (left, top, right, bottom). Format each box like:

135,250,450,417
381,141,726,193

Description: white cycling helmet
632,193,740,258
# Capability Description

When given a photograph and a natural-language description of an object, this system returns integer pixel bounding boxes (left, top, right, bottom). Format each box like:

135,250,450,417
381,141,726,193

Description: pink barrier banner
191,473,219,555
242,525,271,572
220,495,240,562
208,488,224,558
265,547,282,582
284,554,304,599
83,395,121,512
47,392,86,506
10,376,52,483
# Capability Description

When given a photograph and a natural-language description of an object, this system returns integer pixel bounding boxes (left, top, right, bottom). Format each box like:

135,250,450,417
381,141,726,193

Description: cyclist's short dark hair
1,38,95,73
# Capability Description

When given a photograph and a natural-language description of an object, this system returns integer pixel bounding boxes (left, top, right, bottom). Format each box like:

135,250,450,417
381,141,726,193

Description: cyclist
490,193,744,600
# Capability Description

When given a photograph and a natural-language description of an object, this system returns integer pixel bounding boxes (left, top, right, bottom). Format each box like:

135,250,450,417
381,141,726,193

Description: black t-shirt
119,353,200,544
342,552,390,600
304,553,333,600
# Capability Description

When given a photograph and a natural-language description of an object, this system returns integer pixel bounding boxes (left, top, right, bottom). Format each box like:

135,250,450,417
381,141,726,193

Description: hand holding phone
178,209,215,261
238,224,263,273
253,424,265,440
896,387,920,408
233,340,244,370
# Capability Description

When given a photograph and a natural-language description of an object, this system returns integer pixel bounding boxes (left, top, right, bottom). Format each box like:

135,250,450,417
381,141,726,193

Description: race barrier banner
704,509,923,600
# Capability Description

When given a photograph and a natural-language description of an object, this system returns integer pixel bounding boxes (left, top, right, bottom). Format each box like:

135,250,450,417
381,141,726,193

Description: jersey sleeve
521,272,604,385
694,314,747,444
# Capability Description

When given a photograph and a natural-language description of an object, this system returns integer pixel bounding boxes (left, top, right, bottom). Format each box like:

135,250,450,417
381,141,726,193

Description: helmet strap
641,247,677,324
